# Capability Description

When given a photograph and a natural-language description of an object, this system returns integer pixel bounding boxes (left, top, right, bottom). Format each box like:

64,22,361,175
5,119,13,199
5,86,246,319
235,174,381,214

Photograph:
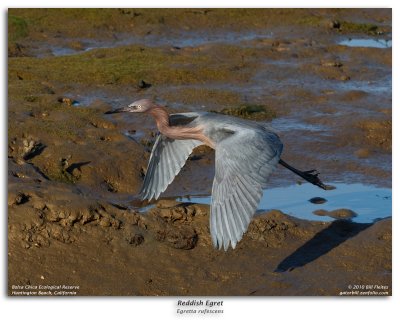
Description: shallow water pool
177,183,391,223
339,38,392,48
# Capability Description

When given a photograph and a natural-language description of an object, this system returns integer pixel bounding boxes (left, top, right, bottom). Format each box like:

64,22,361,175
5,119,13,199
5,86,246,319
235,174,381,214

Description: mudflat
8,8,391,296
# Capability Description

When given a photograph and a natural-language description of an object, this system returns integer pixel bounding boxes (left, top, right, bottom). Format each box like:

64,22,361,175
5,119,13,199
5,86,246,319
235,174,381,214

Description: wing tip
139,188,151,202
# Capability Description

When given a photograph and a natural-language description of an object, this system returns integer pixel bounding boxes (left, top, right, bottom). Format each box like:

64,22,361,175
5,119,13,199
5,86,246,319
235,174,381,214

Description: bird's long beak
104,106,129,114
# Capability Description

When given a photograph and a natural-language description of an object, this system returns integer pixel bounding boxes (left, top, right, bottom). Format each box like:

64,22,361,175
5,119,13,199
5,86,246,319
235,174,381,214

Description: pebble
308,197,327,204
313,208,358,219
138,80,151,89
329,20,341,29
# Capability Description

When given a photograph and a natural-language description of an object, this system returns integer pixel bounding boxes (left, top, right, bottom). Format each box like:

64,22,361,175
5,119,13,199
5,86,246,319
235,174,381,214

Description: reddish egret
106,99,327,250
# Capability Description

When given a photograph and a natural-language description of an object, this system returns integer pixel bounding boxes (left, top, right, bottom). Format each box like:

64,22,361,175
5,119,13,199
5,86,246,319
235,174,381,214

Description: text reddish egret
106,99,327,250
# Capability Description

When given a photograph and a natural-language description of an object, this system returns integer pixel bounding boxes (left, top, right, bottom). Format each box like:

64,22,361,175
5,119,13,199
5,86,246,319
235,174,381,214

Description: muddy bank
8,8,392,296
8,175,391,295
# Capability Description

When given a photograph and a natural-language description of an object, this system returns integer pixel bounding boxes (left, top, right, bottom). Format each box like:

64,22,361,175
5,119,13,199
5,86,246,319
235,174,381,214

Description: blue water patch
339,38,392,49
177,183,391,223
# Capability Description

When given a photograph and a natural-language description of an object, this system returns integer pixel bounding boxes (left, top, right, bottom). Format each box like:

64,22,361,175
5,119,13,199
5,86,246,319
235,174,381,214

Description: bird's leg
278,159,328,190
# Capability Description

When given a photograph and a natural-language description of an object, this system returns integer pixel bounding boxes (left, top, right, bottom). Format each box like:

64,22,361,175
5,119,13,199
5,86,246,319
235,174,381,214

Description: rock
8,137,46,162
23,140,46,161
57,97,79,106
329,20,341,29
308,197,327,204
138,80,151,89
8,192,30,206
313,208,357,219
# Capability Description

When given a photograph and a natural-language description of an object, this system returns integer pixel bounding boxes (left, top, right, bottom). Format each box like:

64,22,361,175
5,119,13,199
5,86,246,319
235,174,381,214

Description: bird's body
141,110,283,250
106,99,327,250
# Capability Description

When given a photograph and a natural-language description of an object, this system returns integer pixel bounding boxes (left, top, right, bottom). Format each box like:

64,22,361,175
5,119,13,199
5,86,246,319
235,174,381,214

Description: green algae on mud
8,44,253,86
8,15,28,41
9,8,391,39
298,16,382,35
339,21,380,35
212,104,278,121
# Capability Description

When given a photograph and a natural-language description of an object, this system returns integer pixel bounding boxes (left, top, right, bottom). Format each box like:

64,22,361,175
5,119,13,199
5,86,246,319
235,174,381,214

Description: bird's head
105,99,157,114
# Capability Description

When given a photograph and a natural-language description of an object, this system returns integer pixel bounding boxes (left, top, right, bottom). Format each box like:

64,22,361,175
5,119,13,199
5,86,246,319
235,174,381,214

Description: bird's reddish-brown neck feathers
148,106,170,130
148,106,215,148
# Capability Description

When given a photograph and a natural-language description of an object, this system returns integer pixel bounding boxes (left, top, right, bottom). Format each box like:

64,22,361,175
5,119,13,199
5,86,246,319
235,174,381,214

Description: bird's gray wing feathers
211,129,283,250
140,134,202,201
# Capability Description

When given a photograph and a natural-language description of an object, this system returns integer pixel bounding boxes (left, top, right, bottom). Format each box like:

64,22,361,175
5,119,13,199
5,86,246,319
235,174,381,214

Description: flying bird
106,99,328,250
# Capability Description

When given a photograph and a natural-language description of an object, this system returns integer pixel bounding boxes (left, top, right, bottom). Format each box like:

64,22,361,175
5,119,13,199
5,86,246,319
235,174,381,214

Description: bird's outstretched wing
140,134,202,200
210,128,283,250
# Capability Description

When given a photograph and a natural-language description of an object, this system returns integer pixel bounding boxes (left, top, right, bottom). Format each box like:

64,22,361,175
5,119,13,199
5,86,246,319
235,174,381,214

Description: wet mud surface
8,8,391,296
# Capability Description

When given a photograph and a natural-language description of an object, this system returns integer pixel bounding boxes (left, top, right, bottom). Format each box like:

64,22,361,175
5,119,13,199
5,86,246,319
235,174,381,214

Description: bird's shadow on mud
274,220,372,272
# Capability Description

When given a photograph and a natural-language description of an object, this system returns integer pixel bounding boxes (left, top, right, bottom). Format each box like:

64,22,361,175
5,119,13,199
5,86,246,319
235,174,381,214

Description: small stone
138,80,151,89
308,197,327,204
329,20,341,29
313,208,357,219
58,97,79,106
15,193,30,205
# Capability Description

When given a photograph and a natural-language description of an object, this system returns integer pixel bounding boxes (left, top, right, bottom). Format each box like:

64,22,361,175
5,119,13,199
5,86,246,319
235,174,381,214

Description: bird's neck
149,106,214,147
149,106,170,133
